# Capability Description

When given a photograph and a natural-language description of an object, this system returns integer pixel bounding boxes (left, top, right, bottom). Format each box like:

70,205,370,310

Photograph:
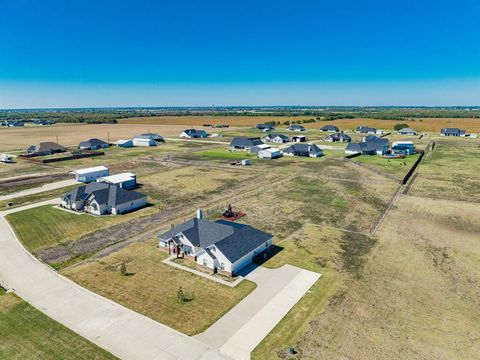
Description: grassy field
61,240,256,335
0,291,116,359
0,185,77,209
411,138,480,202
351,152,421,178
287,195,480,360
6,204,156,253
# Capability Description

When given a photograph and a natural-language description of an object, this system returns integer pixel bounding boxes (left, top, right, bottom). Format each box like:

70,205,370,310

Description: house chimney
196,208,203,220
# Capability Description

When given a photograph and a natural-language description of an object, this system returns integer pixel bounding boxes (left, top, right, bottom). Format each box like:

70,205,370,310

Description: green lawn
192,148,256,161
0,185,77,209
5,205,150,253
0,292,116,360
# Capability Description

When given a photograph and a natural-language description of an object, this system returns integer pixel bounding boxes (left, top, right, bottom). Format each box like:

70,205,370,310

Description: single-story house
180,129,208,138
392,141,415,155
287,124,306,132
320,125,339,132
78,138,109,150
60,182,147,215
8,121,24,127
325,132,351,142
263,133,289,143
256,123,275,131
397,127,417,135
440,128,466,137
283,143,324,158
356,126,377,134
158,215,272,276
132,136,157,147
137,133,164,142
258,148,282,159
27,142,67,156
346,137,389,155
250,143,271,154
292,135,306,142
114,139,134,148
70,166,109,183
230,137,264,151
97,172,137,189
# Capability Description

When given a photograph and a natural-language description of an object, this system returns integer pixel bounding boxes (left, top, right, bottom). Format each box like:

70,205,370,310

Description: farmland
0,291,116,360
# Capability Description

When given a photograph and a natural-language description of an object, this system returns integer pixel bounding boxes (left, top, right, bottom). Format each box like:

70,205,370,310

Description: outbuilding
132,137,157,147
97,172,137,189
292,135,306,142
258,148,282,159
70,166,109,183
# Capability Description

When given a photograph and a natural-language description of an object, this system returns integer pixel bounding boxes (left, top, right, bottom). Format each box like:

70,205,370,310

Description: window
202,259,208,267
220,262,225,270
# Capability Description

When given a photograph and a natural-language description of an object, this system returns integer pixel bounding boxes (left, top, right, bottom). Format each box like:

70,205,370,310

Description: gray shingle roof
320,125,339,132
62,182,145,207
397,127,416,134
79,138,108,148
159,218,272,263
356,126,377,133
230,137,264,147
288,124,305,131
283,143,323,156
441,128,465,135
326,132,351,142
28,142,67,154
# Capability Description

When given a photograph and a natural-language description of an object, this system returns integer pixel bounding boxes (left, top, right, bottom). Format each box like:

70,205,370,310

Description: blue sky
0,0,479,108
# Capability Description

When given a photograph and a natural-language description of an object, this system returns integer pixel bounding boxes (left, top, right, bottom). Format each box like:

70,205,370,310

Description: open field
411,138,480,202
120,116,480,133
0,122,237,152
0,184,77,209
351,152,421,178
0,291,116,360
61,239,256,336
6,204,157,254
283,195,480,360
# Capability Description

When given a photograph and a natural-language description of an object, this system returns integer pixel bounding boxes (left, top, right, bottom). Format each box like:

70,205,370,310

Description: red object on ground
217,212,246,222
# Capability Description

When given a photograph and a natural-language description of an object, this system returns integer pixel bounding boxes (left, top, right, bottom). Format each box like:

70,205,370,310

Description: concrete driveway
0,205,228,360
0,179,78,201
195,265,320,360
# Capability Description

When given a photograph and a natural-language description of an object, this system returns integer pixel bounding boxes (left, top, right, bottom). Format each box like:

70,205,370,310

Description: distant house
440,128,466,137
27,142,67,156
256,123,275,131
287,124,306,132
70,166,109,183
230,137,264,151
283,143,323,158
319,125,339,133
114,139,134,148
356,126,377,134
8,121,24,127
346,136,388,155
180,129,208,138
392,141,415,155
292,135,306,143
263,133,289,143
137,133,164,142
97,172,137,189
78,138,109,150
325,133,351,143
158,215,272,276
0,153,14,163
258,148,282,159
60,182,147,215
397,127,417,135
132,136,157,147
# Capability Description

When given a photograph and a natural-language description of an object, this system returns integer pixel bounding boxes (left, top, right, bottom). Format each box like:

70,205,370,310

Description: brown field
284,195,480,360
0,123,236,152
120,116,480,133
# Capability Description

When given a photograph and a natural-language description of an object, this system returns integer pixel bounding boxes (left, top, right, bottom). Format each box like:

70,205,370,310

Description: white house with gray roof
158,215,272,276
60,182,147,215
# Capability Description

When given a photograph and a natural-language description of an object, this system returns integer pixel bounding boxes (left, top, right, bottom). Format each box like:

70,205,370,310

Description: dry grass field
0,123,235,152
61,239,256,336
120,116,480,133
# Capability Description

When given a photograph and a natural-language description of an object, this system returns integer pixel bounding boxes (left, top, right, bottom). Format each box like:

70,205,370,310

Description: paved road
0,203,229,360
0,179,78,201
195,265,320,360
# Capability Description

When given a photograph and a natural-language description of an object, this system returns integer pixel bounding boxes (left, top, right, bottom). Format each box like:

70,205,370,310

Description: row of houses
345,135,416,156
230,137,323,159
